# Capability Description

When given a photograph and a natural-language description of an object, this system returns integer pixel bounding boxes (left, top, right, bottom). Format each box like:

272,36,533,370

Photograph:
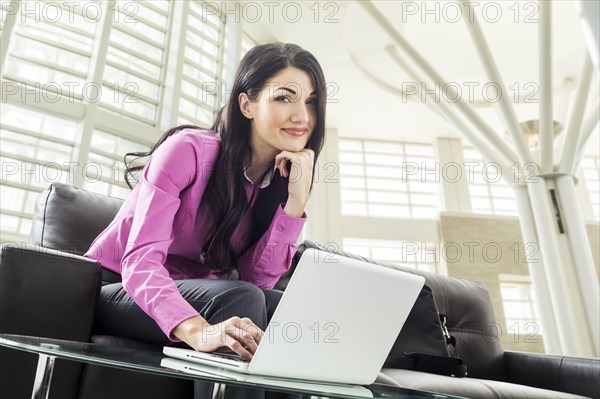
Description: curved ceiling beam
539,1,555,172
356,0,520,166
459,1,534,166
385,45,515,182
559,53,594,172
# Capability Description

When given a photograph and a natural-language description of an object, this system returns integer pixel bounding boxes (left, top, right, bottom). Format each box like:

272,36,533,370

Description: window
178,1,225,126
81,128,150,197
0,0,234,244
99,1,171,123
338,139,440,219
463,146,518,216
2,1,97,101
343,238,439,273
581,156,600,220
0,104,78,241
499,275,542,336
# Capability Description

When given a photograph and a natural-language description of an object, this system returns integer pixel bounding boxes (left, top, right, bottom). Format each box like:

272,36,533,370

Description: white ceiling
242,0,599,155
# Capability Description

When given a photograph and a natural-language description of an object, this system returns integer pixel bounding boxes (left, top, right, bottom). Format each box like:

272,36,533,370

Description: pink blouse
83,128,307,342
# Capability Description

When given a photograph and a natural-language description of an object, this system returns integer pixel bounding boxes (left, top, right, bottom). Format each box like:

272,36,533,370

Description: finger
229,317,262,347
280,160,288,178
235,318,264,346
228,326,258,353
239,328,260,354
225,335,254,361
275,151,296,165
240,317,264,343
274,155,287,177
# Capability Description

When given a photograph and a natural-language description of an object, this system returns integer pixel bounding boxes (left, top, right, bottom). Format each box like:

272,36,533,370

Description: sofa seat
379,369,589,399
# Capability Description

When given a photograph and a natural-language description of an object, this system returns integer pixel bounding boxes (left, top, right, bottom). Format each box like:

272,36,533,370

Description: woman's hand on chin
275,148,314,206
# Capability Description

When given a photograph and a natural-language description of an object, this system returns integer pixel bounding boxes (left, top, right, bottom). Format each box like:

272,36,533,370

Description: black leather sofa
1,182,598,399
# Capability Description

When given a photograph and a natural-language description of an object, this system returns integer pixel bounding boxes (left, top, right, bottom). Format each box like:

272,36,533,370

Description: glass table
0,334,465,399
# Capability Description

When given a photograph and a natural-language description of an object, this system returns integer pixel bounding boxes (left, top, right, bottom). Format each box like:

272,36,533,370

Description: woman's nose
290,102,310,124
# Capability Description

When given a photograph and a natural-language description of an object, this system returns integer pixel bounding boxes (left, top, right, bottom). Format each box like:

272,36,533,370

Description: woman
82,42,326,398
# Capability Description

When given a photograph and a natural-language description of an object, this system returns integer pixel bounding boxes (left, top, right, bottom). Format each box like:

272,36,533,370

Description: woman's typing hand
172,315,265,361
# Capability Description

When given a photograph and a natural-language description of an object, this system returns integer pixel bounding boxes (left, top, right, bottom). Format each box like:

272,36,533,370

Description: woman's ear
238,92,253,120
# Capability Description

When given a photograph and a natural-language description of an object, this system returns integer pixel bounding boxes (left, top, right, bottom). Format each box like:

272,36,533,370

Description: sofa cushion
288,240,506,381
29,183,125,255
380,369,590,399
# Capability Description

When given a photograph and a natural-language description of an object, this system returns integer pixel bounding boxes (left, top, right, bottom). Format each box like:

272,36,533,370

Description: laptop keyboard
211,351,251,363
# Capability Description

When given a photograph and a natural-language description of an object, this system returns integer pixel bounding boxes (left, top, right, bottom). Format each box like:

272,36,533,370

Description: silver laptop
160,357,374,397
163,247,425,385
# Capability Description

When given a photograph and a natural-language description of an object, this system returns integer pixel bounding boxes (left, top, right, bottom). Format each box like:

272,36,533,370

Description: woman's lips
282,128,307,137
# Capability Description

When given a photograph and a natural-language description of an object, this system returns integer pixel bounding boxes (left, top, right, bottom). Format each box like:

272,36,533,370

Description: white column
554,175,600,355
527,178,595,355
513,185,562,354
434,138,472,213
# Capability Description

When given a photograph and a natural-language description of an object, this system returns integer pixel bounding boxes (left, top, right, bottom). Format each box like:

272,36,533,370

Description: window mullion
159,0,189,131
0,0,22,71
72,1,115,189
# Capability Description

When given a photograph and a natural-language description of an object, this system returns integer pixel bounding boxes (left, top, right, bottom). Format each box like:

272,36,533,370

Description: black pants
95,278,299,399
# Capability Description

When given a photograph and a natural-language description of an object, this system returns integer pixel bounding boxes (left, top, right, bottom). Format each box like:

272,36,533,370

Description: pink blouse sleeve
236,203,307,289
120,132,207,342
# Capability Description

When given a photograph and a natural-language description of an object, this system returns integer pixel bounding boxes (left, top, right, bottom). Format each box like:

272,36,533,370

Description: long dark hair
124,42,327,277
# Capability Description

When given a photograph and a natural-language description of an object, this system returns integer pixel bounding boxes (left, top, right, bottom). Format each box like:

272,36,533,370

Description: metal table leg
31,354,56,399
211,382,227,399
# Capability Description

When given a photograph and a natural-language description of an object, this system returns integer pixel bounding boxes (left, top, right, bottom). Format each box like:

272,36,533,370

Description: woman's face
239,67,317,159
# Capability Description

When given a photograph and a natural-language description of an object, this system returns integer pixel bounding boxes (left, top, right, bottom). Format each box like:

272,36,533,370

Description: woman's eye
275,96,317,105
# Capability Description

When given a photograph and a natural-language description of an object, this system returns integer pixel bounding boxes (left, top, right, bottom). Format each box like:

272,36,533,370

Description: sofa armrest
0,244,102,399
505,350,600,398
0,243,102,341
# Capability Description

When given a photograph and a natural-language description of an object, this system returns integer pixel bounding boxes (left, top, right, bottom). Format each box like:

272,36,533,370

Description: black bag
383,285,467,377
